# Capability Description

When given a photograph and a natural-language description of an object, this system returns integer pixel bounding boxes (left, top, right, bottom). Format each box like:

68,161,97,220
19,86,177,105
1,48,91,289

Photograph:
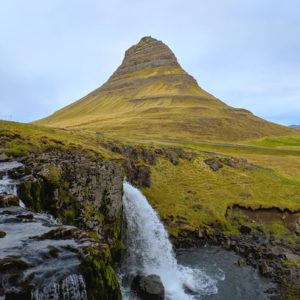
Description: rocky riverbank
171,224,300,299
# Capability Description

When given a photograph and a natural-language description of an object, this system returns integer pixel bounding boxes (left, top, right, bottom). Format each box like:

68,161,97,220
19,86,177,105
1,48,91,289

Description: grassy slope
142,148,300,236
1,121,300,238
0,120,120,160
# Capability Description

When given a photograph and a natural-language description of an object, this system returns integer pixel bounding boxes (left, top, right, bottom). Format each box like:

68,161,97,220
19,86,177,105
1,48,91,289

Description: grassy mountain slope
35,36,298,142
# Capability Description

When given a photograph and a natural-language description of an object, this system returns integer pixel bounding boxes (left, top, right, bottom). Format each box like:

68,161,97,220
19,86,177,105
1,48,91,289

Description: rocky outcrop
16,150,123,259
204,157,249,172
170,222,300,299
0,206,121,300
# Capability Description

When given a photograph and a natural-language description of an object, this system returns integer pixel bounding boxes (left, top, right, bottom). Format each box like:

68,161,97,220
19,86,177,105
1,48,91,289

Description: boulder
8,166,30,179
239,224,252,234
0,193,19,207
204,158,223,171
132,274,165,300
0,153,9,162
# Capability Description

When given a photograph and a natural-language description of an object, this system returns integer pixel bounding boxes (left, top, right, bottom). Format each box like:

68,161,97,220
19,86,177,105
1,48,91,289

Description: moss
0,257,28,272
97,213,105,227
62,209,76,225
4,145,28,157
47,245,59,258
81,246,122,300
87,231,100,242
46,165,61,187
84,186,89,198
84,205,94,221
18,181,34,209
0,231,6,238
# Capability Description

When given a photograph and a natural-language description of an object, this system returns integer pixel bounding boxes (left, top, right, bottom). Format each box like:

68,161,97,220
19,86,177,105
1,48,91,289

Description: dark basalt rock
17,150,123,257
204,158,223,171
239,224,252,234
132,274,165,300
8,165,30,179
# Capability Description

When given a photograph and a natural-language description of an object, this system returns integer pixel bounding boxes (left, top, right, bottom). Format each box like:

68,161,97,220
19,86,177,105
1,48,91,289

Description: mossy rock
81,246,122,300
0,257,28,273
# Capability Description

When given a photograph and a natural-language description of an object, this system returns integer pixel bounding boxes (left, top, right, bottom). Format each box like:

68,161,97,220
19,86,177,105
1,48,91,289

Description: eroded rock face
106,36,198,92
17,150,123,254
0,206,121,300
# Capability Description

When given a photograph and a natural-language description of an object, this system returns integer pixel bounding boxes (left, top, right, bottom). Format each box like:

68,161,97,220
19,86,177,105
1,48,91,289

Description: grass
245,136,300,150
1,120,300,238
0,120,121,160
142,154,300,234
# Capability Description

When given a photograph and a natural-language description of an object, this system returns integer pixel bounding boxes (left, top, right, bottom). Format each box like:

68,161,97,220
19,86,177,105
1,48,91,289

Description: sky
0,0,299,126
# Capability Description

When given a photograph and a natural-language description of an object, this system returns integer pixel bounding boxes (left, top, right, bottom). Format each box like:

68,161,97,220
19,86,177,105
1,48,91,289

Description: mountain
290,125,300,130
35,36,298,142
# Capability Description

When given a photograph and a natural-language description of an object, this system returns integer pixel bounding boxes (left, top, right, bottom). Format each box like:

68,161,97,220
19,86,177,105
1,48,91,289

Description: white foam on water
0,161,26,208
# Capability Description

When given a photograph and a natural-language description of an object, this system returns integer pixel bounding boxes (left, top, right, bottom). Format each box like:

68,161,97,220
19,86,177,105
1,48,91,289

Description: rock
8,165,30,179
132,274,165,300
0,231,6,238
256,226,264,233
168,151,179,165
236,258,247,267
0,206,122,300
16,213,34,219
0,153,9,162
204,158,223,171
239,224,252,234
258,260,271,276
0,193,19,207
18,150,123,255
295,218,300,236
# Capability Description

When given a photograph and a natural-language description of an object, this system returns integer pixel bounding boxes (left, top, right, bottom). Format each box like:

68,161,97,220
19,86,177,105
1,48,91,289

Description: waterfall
31,274,87,300
121,181,222,300
0,161,25,207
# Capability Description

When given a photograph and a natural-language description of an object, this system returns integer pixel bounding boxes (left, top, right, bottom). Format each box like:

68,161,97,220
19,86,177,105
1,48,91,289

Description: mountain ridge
35,36,298,142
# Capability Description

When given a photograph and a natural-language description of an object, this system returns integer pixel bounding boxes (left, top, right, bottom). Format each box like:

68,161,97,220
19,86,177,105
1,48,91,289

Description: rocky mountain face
290,125,300,130
35,36,297,142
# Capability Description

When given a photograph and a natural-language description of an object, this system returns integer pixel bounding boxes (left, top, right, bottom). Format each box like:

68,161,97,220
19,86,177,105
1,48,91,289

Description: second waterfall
120,181,224,300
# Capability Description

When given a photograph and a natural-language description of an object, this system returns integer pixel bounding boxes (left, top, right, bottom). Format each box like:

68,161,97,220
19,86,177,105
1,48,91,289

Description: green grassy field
246,136,300,150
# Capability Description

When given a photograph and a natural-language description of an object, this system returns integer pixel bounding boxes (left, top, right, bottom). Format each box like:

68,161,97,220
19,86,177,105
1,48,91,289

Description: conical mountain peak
109,36,182,80
36,37,295,142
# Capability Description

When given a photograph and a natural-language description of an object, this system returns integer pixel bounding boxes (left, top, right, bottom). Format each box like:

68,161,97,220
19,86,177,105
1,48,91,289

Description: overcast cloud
0,0,299,125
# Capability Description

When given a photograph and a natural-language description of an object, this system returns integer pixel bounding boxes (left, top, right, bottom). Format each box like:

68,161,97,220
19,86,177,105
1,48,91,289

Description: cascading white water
31,274,87,300
0,161,26,207
121,181,224,300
